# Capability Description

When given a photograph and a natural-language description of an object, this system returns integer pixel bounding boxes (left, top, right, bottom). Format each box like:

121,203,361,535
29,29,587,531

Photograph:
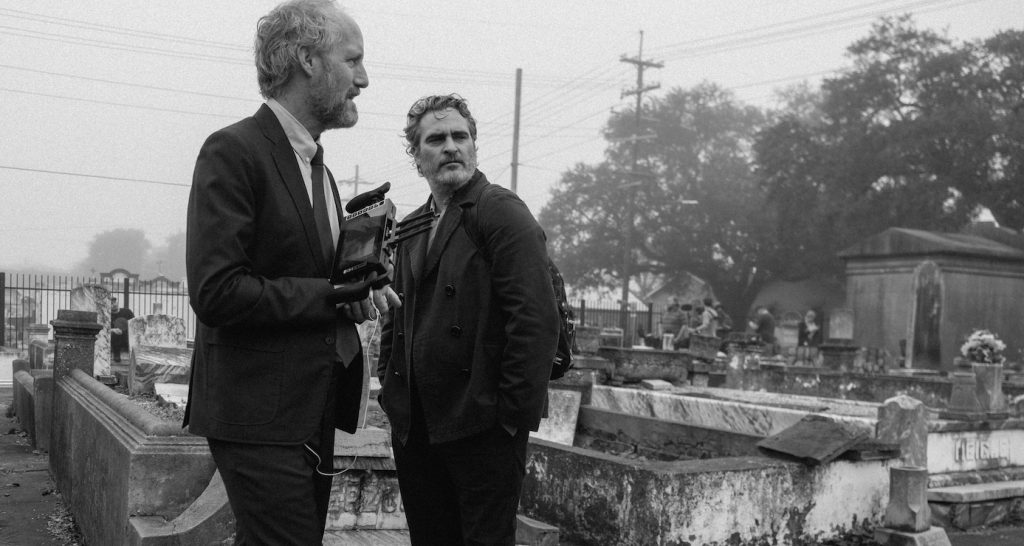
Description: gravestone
70,284,112,378
873,466,952,546
757,414,867,465
876,395,928,468
126,315,190,394
827,308,854,341
533,389,583,446
128,315,187,350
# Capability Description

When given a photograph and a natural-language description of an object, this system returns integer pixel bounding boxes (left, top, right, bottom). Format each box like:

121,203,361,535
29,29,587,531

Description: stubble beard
426,154,478,194
309,71,358,130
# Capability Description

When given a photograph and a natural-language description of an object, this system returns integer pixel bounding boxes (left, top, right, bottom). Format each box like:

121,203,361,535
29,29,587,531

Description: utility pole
352,165,359,198
511,68,522,194
618,31,663,340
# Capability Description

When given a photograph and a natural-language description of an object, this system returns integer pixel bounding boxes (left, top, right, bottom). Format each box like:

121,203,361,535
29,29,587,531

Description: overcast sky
1,0,1020,273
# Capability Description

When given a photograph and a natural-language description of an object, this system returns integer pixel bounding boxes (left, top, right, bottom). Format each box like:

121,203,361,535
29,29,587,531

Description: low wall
724,364,1024,409
521,439,891,545
577,405,762,460
589,385,878,437
0,346,22,388
51,368,215,546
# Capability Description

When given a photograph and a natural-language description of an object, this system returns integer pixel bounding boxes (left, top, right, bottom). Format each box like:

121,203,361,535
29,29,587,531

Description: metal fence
571,299,665,347
1,272,195,350
2,271,667,350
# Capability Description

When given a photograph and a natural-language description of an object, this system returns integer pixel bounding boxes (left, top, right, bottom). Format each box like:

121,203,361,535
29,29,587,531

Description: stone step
928,479,1024,503
322,529,410,545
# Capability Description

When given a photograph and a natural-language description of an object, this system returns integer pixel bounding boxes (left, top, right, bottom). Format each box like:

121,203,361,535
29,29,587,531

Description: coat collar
419,170,489,279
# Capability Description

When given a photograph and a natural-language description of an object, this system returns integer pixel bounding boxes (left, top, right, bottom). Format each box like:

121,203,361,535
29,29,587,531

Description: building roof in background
837,227,1024,262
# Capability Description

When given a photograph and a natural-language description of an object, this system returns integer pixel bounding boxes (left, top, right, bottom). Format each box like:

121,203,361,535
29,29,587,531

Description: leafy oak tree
755,17,1024,279
78,228,151,275
540,83,768,316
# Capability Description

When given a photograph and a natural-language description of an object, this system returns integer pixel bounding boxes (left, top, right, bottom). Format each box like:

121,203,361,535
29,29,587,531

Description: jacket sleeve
186,129,337,329
477,189,560,429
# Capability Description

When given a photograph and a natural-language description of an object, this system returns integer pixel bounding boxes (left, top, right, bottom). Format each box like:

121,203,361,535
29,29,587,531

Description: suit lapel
255,105,330,276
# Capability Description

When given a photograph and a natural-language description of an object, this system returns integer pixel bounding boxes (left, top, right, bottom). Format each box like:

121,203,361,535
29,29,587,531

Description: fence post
579,299,586,327
122,278,130,312
1,272,6,329
646,303,653,335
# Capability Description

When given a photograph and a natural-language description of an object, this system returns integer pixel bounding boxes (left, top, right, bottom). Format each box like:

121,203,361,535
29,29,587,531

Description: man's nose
442,137,457,153
355,63,368,89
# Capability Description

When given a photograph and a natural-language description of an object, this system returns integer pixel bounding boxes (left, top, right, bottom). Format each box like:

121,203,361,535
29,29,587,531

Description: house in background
838,227,1024,371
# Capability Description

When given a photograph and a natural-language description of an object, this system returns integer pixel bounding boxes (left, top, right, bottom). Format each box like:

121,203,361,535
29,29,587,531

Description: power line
0,7,248,50
0,87,244,120
0,165,189,188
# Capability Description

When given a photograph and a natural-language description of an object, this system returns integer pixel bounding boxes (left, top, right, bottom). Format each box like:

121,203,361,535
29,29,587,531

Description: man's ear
297,46,316,77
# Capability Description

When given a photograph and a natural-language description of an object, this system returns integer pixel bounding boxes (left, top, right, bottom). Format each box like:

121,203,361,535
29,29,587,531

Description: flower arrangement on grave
960,329,1006,364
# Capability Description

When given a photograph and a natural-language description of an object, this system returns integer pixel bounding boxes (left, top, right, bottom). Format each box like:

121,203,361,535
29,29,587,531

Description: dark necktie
312,145,361,367
311,145,334,266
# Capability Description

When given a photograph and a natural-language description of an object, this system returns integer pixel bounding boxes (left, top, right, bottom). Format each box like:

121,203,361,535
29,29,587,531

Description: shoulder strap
461,182,502,262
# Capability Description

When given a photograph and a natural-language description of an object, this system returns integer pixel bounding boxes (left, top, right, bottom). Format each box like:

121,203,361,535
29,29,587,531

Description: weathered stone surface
51,309,102,379
50,369,215,546
886,466,931,532
155,382,189,407
521,438,890,546
877,395,928,468
31,370,52,452
598,346,693,384
577,405,762,460
515,514,559,546
927,425,1024,474
589,385,877,438
575,326,601,354
128,314,187,350
928,479,1024,502
533,389,582,446
757,414,867,465
70,284,112,377
128,346,191,394
874,526,951,546
127,470,235,545
640,379,673,391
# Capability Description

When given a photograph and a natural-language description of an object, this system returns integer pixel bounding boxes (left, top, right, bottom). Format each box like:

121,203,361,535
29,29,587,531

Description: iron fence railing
1,272,195,350
2,271,673,350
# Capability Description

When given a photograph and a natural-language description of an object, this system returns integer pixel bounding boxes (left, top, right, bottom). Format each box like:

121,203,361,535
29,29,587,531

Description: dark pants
208,363,342,545
392,417,529,546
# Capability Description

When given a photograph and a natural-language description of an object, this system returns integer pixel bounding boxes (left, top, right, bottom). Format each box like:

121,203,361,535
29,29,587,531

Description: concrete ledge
522,437,890,545
516,514,559,546
51,369,215,545
928,480,1024,502
577,405,763,460
874,526,951,545
128,470,234,546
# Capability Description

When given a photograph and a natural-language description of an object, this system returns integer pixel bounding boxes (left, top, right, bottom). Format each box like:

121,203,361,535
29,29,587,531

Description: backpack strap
461,182,503,261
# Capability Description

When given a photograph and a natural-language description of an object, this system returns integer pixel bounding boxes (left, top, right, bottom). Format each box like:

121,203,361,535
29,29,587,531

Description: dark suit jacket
378,171,560,445
184,104,363,444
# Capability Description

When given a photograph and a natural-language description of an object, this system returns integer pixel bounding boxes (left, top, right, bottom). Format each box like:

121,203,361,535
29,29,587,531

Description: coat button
445,284,456,296
450,326,462,337
325,336,335,344
397,332,405,338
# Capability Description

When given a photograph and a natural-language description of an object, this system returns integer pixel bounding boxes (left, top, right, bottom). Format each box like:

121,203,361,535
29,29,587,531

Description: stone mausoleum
839,227,1024,371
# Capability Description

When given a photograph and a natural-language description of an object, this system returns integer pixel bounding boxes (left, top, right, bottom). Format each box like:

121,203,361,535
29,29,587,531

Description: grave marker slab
757,414,867,465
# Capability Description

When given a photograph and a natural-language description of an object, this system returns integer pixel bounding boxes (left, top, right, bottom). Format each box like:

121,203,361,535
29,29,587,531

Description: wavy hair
403,94,478,159
254,0,348,99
